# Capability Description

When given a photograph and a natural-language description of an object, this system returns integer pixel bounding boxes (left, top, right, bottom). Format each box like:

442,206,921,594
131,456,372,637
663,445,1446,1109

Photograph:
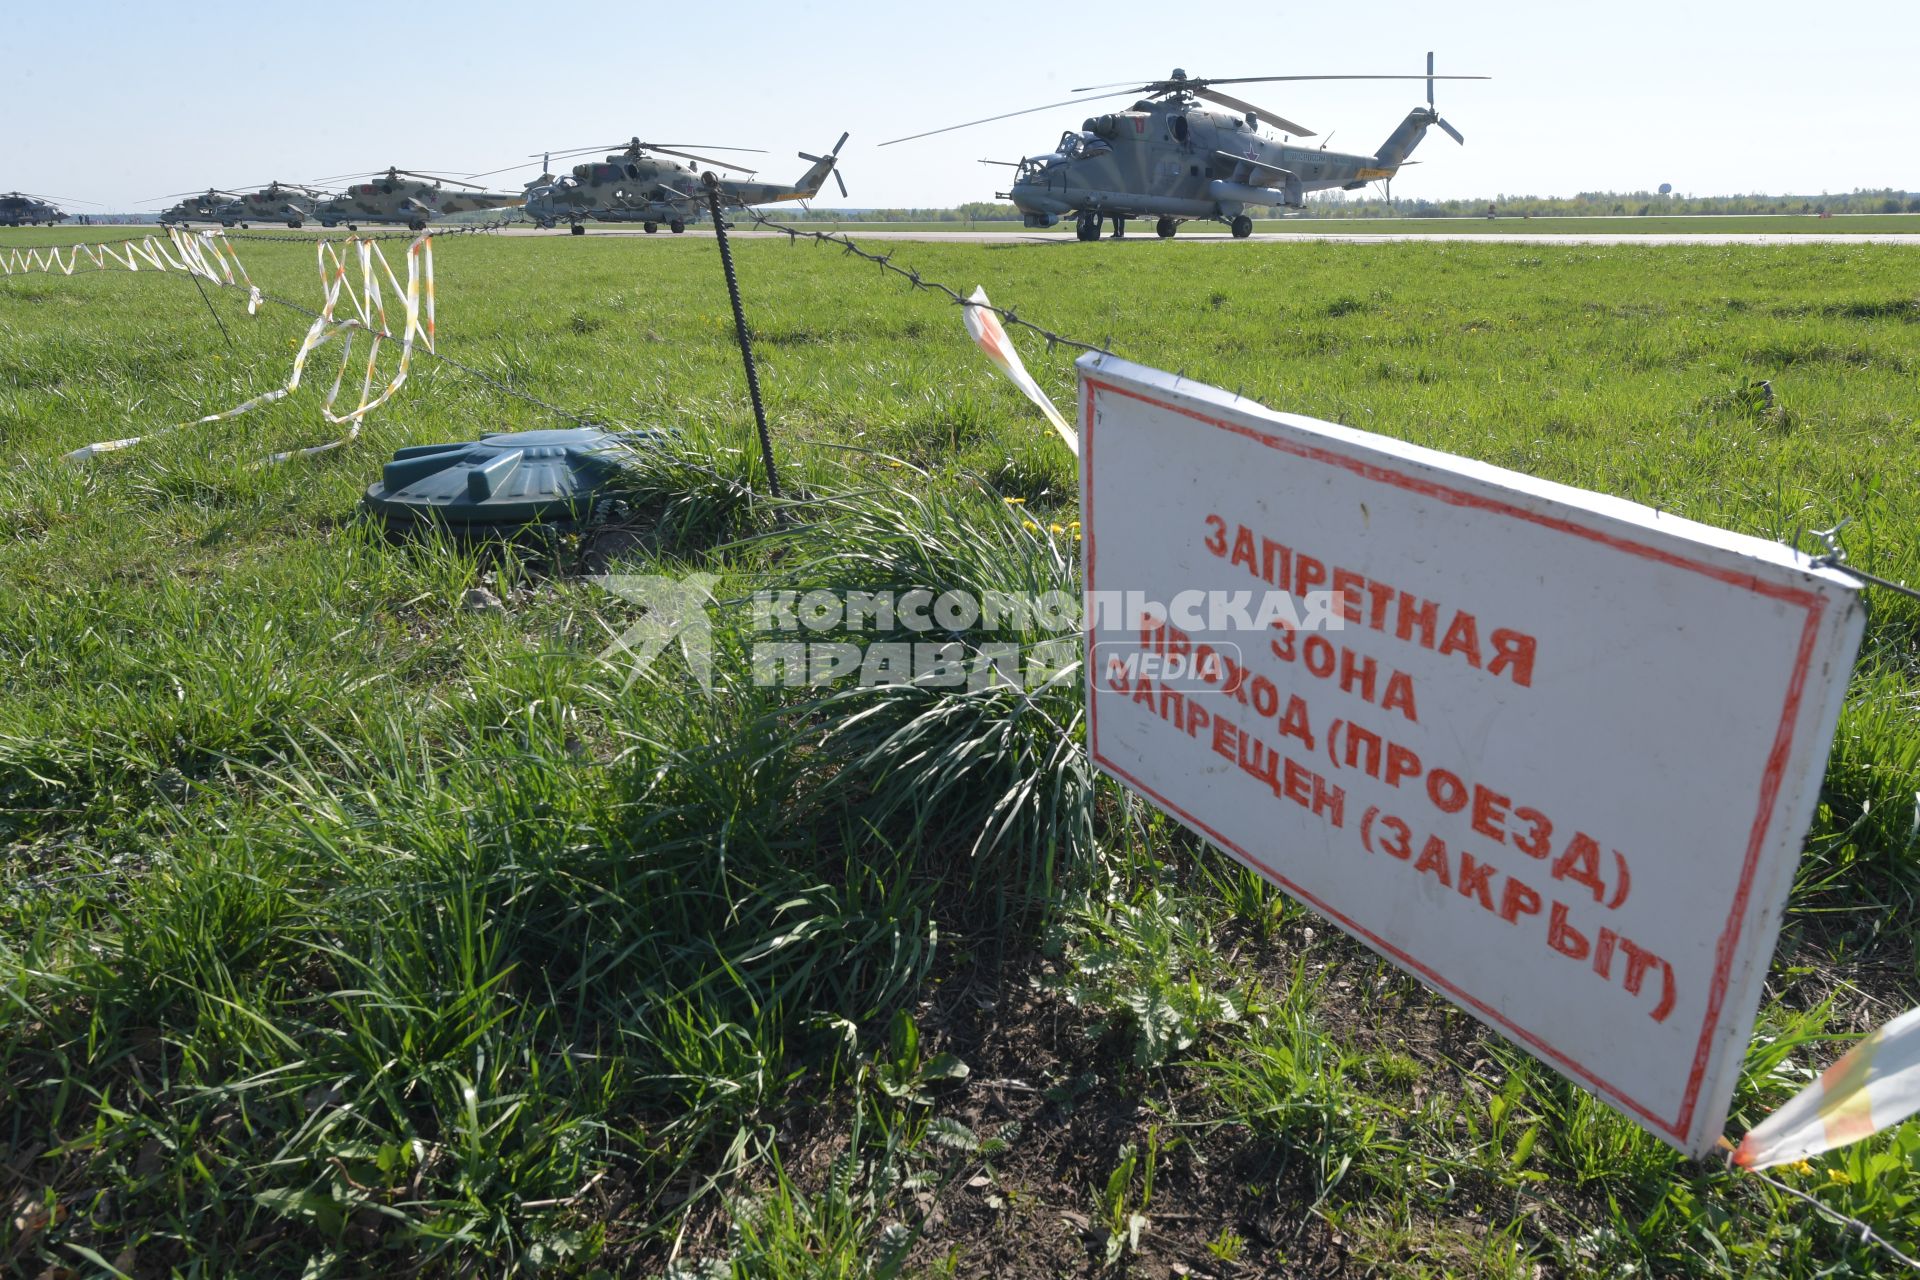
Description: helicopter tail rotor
797,132,851,199
1427,52,1466,144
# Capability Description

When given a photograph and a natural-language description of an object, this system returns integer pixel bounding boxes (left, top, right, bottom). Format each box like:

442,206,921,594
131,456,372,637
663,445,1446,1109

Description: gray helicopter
885,55,1483,239
152,189,244,227
511,134,849,235
309,168,523,231
0,192,96,226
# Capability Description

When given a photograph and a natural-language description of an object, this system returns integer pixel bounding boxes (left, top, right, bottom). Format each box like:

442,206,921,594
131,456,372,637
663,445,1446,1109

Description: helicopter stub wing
1214,150,1291,189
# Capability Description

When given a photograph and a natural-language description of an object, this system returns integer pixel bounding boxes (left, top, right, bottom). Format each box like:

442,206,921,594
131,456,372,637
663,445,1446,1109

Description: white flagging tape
60,233,436,465
1734,1004,1920,1170
962,286,1078,456
2,227,265,315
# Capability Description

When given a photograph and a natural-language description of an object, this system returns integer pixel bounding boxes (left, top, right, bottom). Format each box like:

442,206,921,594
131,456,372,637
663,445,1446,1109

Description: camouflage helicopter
309,168,522,231
222,181,329,228
152,188,243,227
884,55,1483,239
0,192,95,226
508,134,849,235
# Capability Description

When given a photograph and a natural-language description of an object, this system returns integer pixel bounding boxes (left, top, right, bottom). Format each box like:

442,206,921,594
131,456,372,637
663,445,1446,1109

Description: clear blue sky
6,0,1913,212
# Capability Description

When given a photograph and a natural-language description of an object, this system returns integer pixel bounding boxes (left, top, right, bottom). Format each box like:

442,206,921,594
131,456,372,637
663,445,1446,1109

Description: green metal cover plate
364,428,640,527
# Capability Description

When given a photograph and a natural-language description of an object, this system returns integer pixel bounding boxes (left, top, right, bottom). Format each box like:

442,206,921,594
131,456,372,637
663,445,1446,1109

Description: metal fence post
703,172,782,500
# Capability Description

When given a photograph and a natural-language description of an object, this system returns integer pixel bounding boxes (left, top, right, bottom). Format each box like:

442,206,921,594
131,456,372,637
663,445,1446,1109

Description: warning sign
1077,353,1866,1155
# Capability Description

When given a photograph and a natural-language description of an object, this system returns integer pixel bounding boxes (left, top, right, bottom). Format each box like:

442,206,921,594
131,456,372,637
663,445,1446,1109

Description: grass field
3,224,1919,1277
774,213,1920,236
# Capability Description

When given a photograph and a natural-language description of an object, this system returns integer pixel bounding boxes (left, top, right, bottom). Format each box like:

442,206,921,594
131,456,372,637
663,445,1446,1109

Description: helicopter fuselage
0,196,68,227
524,155,706,229
522,143,842,233
1004,99,1430,233
231,188,320,226
314,177,520,229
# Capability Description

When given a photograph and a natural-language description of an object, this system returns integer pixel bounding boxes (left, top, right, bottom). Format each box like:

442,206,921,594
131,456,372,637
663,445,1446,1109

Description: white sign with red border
1077,353,1865,1155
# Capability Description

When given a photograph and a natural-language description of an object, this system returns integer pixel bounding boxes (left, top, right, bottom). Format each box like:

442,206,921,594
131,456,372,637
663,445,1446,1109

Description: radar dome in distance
1658,183,1673,195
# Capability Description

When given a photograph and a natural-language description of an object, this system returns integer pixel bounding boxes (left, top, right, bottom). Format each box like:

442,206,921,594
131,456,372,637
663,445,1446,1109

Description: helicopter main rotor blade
392,170,493,190
881,89,1136,146
1073,73,1488,92
22,193,104,205
465,159,544,180
646,142,766,153
1191,88,1315,137
530,141,767,159
1201,73,1489,86
648,146,759,172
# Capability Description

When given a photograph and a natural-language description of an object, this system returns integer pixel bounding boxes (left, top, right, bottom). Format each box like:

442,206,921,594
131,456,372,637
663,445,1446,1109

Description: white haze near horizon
4,0,1912,213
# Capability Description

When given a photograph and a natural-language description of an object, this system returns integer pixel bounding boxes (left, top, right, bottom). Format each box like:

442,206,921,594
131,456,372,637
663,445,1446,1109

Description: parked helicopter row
141,137,851,235
13,57,1481,242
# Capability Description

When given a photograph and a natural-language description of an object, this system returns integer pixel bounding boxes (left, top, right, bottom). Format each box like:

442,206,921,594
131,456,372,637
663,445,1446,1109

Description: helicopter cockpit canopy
1015,155,1052,182
1053,130,1112,161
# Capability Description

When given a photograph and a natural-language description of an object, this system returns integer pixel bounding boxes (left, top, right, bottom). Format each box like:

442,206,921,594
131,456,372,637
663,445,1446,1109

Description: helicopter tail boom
1372,106,1454,170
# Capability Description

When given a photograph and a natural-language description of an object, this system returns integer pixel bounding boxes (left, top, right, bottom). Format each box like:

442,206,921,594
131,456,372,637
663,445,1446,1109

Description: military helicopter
510,134,849,235
309,168,523,231
0,192,96,226
884,55,1484,239
152,188,243,227
223,181,329,228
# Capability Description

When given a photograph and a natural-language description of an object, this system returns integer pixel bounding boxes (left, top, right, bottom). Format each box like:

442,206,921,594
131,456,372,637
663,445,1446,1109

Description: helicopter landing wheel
669,219,686,234
287,219,302,229
643,222,658,234
408,219,428,232
1156,217,1177,239
1230,214,1254,239
1074,212,1100,242
570,223,586,236
348,224,359,232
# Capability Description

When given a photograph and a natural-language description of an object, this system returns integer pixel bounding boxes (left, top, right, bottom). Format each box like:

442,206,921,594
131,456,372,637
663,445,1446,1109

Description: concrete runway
493,226,1920,247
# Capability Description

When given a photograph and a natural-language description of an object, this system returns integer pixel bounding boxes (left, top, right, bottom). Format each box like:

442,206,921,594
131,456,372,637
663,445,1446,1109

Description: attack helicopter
153,188,243,226
0,192,95,226
223,181,329,228
310,168,522,231
512,134,849,235
884,55,1483,239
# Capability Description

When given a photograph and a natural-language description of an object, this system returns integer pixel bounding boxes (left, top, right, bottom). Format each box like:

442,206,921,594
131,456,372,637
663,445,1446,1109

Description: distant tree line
1298,188,1920,218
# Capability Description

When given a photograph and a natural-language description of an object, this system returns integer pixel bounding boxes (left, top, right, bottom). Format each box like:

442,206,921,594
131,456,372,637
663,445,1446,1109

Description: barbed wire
224,219,518,245
735,206,1118,359
1803,520,1920,604
1726,1160,1920,1272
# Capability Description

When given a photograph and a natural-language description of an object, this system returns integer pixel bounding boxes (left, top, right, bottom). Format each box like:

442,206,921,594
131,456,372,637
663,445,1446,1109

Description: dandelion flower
1049,523,1065,534
1022,519,1039,532
1003,496,1026,505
